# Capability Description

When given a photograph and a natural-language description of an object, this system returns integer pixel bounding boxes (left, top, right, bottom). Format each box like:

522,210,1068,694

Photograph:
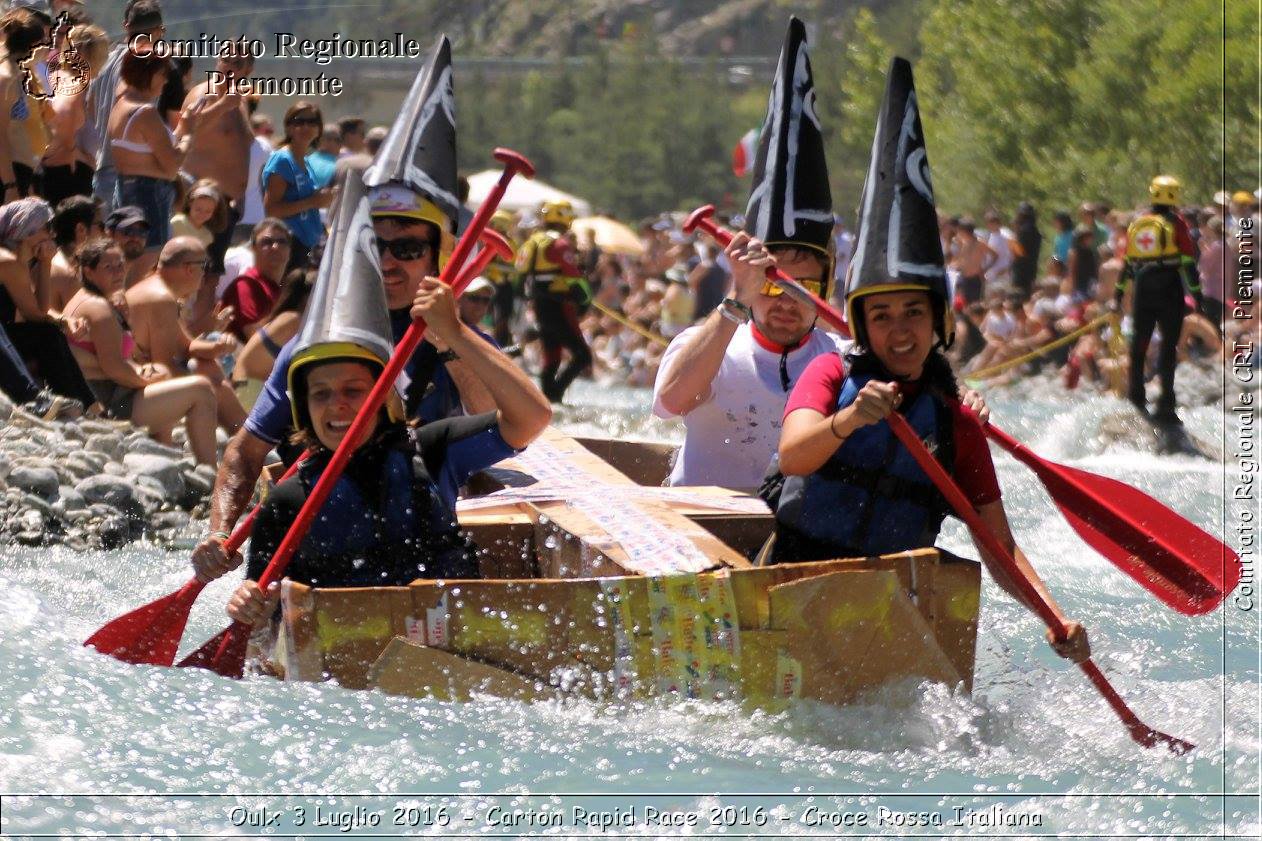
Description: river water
0,376,1257,838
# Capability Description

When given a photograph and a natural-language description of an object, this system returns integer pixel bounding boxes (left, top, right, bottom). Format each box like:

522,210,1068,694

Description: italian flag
731,127,759,177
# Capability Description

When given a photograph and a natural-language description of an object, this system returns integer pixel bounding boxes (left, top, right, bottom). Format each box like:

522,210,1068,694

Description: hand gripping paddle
682,203,850,336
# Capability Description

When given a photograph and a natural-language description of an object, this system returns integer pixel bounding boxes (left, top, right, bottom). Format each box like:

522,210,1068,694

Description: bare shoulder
124,277,176,307
181,81,210,110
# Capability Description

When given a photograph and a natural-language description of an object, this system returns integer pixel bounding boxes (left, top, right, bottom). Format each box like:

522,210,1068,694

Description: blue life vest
772,372,954,563
287,434,475,587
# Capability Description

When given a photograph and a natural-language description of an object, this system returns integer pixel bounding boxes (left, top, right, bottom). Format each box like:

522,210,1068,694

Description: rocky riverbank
0,395,216,550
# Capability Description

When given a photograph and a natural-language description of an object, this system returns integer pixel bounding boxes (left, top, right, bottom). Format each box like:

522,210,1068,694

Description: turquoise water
1,377,1257,837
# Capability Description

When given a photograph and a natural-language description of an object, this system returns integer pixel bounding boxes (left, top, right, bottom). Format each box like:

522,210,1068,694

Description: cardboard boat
259,430,980,707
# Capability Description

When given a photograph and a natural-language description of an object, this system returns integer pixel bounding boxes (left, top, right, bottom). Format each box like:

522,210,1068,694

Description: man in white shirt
652,18,846,491
982,209,1012,287
653,237,846,490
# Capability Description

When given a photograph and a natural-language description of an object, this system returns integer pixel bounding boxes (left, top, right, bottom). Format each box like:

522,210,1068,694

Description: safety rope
965,313,1113,382
591,299,671,347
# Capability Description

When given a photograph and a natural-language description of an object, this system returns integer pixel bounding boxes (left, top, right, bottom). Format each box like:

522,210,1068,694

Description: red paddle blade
176,622,250,679
84,579,205,666
1046,464,1239,614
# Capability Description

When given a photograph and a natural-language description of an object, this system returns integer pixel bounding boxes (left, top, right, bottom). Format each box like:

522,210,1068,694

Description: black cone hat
743,18,833,277
844,56,952,347
363,35,459,238
287,172,403,430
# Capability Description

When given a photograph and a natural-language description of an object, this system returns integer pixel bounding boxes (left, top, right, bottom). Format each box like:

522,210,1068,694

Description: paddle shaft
685,212,850,336
884,409,1192,752
202,152,533,667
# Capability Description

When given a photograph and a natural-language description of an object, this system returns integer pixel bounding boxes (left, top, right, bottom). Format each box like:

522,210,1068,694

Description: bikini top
110,104,173,154
66,292,136,359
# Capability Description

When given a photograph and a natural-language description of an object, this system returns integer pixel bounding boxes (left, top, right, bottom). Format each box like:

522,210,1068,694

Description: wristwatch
437,348,460,363
719,297,752,324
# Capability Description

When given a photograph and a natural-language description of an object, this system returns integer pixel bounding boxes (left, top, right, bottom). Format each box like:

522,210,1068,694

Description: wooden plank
367,638,550,702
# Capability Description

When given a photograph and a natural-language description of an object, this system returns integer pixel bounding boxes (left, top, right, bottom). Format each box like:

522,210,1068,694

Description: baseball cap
105,206,148,231
463,276,494,296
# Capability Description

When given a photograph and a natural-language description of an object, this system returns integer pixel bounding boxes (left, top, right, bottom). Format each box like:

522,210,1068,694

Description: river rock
103,461,126,477
85,434,123,459
123,454,185,500
125,438,185,460
18,493,55,518
75,475,136,510
132,482,168,517
54,485,87,514
0,391,12,421
151,510,191,532
8,466,60,501
61,454,101,480
2,439,44,458
91,514,133,550
182,464,215,497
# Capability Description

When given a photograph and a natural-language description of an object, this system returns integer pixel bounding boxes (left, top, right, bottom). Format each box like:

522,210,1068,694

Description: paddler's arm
655,232,772,416
190,428,270,582
780,380,901,475
411,276,552,449
423,332,497,415
973,500,1091,663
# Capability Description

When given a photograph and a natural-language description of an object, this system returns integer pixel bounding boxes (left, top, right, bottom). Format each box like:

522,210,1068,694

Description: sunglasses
118,224,149,237
760,278,822,297
375,237,434,261
287,116,320,127
255,235,291,249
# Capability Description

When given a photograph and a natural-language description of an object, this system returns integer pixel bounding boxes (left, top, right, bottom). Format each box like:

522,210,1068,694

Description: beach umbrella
572,215,644,256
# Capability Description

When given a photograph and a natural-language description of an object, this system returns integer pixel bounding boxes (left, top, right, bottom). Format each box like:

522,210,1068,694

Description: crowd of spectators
0,0,388,467
0,0,1252,470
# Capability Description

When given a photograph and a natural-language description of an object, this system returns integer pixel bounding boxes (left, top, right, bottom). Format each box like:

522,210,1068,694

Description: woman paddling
224,195,551,626
771,57,1089,663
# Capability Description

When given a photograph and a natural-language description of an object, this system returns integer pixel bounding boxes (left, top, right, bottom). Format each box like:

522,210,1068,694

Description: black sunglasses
288,116,320,127
375,237,434,261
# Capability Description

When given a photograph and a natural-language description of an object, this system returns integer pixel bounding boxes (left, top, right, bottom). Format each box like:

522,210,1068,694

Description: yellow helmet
489,209,515,234
540,200,575,228
1149,175,1181,206
286,342,405,434
368,184,455,270
1232,190,1255,206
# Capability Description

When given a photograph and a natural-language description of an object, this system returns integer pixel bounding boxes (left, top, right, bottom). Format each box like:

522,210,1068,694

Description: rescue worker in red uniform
1114,176,1201,423
518,199,591,403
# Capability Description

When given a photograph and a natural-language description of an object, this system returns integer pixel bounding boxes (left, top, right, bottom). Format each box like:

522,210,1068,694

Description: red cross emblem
1136,230,1157,252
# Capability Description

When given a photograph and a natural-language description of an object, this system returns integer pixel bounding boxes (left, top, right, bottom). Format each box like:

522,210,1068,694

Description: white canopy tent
464,169,592,218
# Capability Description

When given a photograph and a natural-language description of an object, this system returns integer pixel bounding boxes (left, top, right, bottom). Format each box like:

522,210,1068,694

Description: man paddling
225,175,549,625
191,38,548,582
652,19,847,491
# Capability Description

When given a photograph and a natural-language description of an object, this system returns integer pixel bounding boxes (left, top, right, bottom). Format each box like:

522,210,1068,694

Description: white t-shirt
985,230,1013,282
216,244,255,300
652,323,849,490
